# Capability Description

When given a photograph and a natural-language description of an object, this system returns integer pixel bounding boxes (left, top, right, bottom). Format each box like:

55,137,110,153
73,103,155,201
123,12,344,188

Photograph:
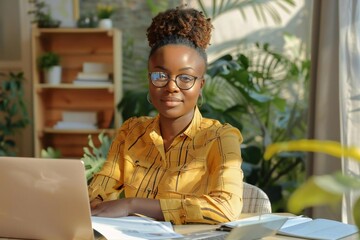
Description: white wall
187,0,312,61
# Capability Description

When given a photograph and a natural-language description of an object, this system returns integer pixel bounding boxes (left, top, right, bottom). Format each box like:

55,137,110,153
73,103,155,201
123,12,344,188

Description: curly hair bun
146,5,213,50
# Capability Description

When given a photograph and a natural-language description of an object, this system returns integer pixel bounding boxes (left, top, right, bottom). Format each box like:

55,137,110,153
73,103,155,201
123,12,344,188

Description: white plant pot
98,19,112,29
45,66,62,85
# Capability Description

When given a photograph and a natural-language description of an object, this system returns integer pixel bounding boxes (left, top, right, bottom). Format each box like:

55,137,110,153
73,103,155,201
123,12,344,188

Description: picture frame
44,0,79,27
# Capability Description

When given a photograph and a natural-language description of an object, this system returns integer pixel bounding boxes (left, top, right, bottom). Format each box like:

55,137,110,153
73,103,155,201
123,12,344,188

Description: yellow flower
97,3,116,19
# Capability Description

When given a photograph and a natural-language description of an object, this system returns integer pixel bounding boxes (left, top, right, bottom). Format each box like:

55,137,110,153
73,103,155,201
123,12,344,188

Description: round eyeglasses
149,72,199,90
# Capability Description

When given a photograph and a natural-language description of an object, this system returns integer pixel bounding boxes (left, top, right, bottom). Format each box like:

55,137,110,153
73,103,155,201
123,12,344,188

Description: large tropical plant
0,71,30,156
203,35,310,211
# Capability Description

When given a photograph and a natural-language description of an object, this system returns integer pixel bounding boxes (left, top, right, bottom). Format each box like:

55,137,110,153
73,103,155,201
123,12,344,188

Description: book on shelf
53,111,98,130
73,79,113,86
76,72,110,81
62,111,97,124
83,62,112,74
53,121,98,130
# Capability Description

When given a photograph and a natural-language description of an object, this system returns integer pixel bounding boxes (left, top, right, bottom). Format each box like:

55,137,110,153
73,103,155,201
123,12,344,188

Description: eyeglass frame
148,71,201,90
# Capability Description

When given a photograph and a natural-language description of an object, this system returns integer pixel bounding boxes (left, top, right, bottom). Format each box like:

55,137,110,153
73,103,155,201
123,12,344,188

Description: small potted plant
96,3,116,29
38,52,61,84
28,0,61,28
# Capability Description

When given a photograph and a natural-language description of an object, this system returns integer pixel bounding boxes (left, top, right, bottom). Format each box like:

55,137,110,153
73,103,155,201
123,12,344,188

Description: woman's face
148,44,206,120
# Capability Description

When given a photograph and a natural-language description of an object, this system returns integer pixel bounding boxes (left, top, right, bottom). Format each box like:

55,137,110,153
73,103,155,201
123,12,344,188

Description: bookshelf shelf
32,27,122,158
35,83,114,90
43,128,116,135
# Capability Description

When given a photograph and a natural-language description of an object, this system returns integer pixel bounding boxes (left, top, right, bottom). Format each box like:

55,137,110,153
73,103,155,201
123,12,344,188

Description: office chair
242,182,272,214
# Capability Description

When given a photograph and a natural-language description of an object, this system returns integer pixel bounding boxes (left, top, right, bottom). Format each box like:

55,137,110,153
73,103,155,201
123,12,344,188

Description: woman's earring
147,92,152,104
197,93,204,107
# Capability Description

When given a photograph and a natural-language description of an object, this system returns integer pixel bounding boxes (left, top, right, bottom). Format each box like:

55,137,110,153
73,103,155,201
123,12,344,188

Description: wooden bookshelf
31,27,122,158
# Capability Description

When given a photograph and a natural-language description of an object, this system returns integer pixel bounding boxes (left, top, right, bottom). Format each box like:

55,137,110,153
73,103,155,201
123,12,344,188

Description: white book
73,79,113,86
76,72,109,81
62,111,97,124
54,121,97,130
83,62,112,74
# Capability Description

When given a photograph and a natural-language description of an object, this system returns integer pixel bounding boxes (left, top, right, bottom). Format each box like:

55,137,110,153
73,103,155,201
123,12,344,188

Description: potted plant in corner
0,71,30,156
38,51,61,85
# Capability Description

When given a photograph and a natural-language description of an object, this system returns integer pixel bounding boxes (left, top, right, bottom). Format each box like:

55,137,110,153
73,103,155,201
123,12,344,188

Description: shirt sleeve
88,118,133,201
160,125,244,224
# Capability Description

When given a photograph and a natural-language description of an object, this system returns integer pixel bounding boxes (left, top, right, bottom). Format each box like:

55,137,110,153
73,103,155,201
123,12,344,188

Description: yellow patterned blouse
88,107,244,224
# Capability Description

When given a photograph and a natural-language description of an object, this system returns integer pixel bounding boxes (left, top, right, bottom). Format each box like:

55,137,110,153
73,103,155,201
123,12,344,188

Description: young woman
89,5,244,225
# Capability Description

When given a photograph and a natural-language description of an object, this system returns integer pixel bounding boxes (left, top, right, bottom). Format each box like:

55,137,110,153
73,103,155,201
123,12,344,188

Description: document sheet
91,216,183,240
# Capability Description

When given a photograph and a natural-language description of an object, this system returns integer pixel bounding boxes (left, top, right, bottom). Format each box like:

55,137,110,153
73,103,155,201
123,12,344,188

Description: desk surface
174,224,359,240
1,213,358,240
173,213,359,240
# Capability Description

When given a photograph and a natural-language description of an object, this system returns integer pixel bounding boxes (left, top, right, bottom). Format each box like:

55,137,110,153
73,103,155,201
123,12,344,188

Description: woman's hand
91,198,131,217
90,197,165,220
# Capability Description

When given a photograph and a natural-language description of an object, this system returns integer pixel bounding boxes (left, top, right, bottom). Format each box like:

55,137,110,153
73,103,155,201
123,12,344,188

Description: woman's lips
161,97,182,107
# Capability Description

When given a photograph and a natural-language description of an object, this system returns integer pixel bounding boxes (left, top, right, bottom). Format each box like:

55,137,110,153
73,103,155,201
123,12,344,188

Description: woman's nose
166,79,179,92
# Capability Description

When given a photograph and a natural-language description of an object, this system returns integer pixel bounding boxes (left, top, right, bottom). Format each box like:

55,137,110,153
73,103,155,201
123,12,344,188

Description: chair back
242,182,272,214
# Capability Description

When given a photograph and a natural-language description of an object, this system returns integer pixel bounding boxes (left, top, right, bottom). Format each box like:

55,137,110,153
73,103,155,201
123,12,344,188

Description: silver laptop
0,156,94,240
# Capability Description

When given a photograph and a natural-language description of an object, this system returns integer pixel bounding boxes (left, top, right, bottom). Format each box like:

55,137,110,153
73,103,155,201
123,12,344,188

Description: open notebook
0,156,94,240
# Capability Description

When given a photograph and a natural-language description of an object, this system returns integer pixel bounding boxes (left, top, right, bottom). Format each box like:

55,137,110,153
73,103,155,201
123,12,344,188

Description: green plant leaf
242,145,262,164
354,198,360,229
288,175,343,214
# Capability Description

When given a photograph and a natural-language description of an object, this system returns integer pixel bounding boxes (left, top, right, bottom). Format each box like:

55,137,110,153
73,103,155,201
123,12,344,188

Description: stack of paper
54,111,98,130
91,216,183,239
74,62,113,86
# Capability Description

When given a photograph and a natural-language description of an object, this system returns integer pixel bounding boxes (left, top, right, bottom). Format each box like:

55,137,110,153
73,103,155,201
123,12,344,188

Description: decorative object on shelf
37,52,62,85
77,12,98,28
96,2,116,29
28,0,61,28
98,18,112,29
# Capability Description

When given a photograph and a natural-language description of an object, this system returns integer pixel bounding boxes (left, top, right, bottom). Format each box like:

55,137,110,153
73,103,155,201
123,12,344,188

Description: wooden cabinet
31,27,122,158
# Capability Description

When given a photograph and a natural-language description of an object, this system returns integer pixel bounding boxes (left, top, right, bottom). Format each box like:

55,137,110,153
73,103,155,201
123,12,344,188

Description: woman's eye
152,72,167,80
178,75,194,82
159,72,167,79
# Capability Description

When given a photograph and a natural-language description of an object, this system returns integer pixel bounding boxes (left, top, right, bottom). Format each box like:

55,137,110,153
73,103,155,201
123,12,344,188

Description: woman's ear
200,77,205,89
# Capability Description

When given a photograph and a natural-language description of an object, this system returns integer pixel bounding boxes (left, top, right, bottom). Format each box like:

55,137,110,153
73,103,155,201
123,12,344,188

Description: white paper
280,215,312,229
222,213,289,228
91,216,183,240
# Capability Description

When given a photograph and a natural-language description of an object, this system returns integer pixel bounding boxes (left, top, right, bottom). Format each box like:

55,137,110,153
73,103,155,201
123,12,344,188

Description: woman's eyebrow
153,66,194,71
154,66,167,71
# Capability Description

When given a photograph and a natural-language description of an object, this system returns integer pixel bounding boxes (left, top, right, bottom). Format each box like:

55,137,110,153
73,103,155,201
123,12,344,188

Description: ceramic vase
45,66,62,85
98,19,112,29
